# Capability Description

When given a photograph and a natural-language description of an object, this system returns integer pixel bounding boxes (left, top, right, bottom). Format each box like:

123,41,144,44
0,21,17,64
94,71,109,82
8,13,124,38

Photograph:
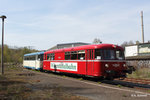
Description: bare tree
121,41,128,48
136,41,140,44
92,38,102,44
128,40,134,45
121,40,134,48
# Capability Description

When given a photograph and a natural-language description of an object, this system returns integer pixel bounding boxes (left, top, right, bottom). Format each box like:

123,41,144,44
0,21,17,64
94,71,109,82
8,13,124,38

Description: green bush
0,45,38,63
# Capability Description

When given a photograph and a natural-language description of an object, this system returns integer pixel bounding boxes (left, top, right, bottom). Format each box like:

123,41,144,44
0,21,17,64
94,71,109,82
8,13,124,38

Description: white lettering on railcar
50,62,78,71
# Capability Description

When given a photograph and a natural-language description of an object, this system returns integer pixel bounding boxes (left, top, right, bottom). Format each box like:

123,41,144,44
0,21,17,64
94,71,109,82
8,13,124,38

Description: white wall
125,45,138,57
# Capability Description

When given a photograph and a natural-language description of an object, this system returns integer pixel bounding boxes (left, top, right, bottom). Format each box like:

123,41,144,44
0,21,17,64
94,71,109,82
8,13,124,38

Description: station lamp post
0,15,7,75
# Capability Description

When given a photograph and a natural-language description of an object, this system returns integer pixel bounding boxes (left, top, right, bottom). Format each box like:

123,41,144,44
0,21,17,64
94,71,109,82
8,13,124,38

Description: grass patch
0,66,32,100
98,81,102,84
127,68,150,79
147,90,150,93
117,85,122,88
62,75,66,77
78,78,83,81
122,94,128,97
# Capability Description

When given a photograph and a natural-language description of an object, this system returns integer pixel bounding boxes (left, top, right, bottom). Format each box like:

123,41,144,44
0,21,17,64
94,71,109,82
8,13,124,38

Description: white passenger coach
23,51,44,70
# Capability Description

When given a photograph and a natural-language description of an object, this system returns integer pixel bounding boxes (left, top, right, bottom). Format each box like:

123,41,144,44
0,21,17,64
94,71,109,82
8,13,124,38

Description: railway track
26,68,150,90
116,78,150,85
100,78,150,89
48,71,150,89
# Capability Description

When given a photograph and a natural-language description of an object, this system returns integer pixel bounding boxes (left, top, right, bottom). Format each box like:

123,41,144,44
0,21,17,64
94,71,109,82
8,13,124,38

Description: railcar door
86,50,94,76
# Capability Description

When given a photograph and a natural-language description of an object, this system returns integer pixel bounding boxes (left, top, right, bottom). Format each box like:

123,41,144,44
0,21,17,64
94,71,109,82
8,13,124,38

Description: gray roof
48,42,90,50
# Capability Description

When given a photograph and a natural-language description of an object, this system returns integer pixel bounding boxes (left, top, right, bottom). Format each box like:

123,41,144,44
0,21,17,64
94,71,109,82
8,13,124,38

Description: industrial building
48,42,90,50
125,43,150,60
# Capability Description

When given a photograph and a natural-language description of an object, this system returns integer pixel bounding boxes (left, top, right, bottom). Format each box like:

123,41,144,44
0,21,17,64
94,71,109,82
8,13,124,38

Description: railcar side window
47,54,51,60
51,53,55,60
47,53,55,60
38,54,43,61
44,54,46,60
65,52,70,60
95,49,102,59
116,50,124,60
78,50,85,60
71,51,78,60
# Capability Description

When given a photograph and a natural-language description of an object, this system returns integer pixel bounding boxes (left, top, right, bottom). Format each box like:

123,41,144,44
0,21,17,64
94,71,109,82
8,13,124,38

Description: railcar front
23,51,44,70
94,46,128,78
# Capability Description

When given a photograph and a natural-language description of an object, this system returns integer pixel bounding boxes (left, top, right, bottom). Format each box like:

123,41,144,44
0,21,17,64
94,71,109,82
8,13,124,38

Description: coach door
86,50,94,76
35,55,38,69
35,55,41,70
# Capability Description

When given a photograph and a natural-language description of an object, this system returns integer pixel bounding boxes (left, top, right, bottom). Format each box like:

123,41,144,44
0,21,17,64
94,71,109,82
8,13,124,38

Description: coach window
78,50,85,60
95,49,102,60
71,51,77,60
26,57,29,60
28,56,30,60
29,56,34,60
51,53,55,60
65,52,70,60
29,56,31,60
28,56,31,60
32,56,34,60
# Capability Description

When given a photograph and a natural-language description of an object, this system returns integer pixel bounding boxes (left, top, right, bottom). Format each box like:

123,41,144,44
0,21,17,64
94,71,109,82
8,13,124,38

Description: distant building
125,42,150,60
48,42,90,50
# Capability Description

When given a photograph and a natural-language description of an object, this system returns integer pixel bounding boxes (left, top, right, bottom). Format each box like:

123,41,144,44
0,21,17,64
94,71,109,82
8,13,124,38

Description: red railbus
43,44,128,78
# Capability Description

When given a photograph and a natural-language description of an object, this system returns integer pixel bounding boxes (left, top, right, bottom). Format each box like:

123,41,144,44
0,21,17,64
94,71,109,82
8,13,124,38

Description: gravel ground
0,66,89,100
22,69,150,100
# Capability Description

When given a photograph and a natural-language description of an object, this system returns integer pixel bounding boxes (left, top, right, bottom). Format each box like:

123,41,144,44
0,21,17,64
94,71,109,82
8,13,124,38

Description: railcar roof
24,51,44,56
45,44,123,54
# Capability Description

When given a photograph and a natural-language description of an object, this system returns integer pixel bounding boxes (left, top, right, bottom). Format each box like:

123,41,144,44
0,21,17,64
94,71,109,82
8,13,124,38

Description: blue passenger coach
23,51,44,70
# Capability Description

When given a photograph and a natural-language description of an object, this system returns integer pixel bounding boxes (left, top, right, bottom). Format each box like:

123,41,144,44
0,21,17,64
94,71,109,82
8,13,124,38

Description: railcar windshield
95,49,124,60
115,50,124,60
103,50,115,60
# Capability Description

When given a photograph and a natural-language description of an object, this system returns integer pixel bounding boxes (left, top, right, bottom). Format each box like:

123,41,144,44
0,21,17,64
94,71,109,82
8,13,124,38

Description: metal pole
0,15,6,75
141,11,144,43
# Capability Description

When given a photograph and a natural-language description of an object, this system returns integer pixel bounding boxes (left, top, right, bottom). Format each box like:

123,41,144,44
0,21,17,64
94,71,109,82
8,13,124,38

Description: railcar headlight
123,64,126,67
105,64,109,68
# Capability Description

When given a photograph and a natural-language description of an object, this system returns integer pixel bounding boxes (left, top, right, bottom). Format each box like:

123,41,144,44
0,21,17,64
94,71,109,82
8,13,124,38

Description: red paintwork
45,44,123,54
43,44,127,77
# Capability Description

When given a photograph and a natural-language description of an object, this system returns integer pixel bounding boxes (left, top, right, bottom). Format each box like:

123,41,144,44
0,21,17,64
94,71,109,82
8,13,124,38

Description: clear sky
0,0,150,50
